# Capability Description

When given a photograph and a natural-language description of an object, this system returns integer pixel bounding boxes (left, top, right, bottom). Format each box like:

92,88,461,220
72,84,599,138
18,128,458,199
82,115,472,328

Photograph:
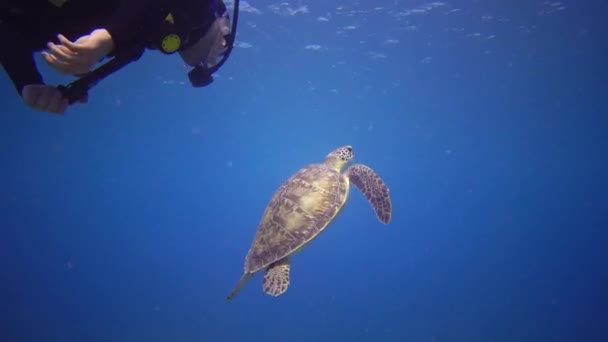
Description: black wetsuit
0,0,209,96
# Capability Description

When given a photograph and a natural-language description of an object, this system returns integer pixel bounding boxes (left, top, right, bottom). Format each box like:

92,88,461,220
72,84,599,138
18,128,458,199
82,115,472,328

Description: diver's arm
103,0,165,52
0,30,44,96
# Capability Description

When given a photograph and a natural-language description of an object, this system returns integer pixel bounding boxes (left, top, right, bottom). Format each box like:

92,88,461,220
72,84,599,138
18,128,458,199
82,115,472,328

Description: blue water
1,1,607,341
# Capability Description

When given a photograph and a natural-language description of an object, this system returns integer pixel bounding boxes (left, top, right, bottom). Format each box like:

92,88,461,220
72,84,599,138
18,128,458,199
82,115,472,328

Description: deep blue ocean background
1,1,607,341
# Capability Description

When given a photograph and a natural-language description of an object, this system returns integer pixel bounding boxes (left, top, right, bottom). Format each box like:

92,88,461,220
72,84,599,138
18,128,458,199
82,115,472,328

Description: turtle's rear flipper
263,257,290,297
346,164,392,224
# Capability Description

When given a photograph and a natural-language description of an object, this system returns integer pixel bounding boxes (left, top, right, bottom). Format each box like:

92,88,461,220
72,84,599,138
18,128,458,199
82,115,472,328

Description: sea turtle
226,145,392,300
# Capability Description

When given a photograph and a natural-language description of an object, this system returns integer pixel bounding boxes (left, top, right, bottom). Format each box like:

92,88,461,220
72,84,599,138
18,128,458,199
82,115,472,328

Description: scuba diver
0,0,240,115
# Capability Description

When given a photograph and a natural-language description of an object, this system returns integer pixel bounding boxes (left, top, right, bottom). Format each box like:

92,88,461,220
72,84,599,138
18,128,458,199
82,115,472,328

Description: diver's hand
42,29,114,75
22,84,88,115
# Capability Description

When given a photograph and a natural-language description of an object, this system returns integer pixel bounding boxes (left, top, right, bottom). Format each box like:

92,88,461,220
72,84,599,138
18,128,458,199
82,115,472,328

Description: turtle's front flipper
346,164,392,224
263,257,290,297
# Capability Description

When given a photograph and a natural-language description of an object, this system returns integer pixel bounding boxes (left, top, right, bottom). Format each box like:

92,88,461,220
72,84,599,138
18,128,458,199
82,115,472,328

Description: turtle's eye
346,147,352,152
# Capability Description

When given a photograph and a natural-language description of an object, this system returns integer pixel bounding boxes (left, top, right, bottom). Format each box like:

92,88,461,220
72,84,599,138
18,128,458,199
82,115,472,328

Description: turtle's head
324,145,354,171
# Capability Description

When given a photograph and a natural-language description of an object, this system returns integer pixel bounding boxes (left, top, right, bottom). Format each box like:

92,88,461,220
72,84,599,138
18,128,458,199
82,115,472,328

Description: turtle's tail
226,273,253,301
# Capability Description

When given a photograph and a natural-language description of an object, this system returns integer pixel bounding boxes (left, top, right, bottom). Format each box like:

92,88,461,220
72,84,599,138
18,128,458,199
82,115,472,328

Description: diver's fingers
42,50,67,67
22,85,45,111
46,41,78,62
45,100,69,114
42,51,66,69
43,88,68,114
42,50,90,75
57,34,89,52
42,51,70,74
22,85,68,114
35,85,67,114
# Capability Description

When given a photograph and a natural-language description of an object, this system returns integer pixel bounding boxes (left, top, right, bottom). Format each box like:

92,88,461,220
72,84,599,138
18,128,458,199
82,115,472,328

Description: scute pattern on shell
244,164,348,273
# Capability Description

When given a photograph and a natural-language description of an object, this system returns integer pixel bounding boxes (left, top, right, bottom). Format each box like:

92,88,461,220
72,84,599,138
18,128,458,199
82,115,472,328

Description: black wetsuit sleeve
0,29,44,96
104,0,164,52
